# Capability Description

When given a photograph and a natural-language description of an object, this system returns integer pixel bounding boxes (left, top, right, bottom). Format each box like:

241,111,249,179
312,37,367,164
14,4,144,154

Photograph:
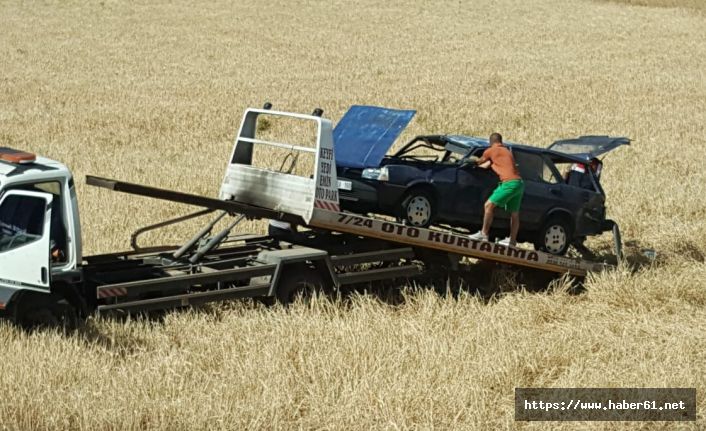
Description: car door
558,170,606,236
512,151,566,230
451,159,499,225
0,190,53,290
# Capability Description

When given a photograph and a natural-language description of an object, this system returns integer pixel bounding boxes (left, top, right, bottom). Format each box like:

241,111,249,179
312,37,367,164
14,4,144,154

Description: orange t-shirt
480,143,521,182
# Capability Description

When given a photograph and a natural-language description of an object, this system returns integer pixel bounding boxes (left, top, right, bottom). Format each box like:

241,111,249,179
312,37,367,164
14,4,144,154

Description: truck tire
275,265,325,305
14,294,78,332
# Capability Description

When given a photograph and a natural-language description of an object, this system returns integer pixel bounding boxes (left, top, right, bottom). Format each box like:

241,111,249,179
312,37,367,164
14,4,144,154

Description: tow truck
0,105,620,328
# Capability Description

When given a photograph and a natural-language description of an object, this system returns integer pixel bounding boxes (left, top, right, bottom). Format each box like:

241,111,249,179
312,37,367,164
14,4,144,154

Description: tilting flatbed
87,175,608,277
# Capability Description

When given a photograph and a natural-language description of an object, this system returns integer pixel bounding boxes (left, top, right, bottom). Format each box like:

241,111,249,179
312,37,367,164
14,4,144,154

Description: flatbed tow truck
0,106,619,328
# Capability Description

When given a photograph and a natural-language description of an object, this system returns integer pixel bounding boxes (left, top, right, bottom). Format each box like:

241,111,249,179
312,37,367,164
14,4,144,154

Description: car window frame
394,140,446,162
540,155,564,185
513,149,542,183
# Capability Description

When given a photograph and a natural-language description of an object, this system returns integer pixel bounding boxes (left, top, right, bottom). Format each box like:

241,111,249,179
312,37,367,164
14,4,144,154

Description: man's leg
506,180,524,244
510,212,520,243
482,200,495,236
470,184,504,241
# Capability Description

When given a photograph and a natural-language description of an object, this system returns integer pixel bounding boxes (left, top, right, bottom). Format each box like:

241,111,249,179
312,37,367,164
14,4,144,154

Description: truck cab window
14,181,68,263
0,195,46,252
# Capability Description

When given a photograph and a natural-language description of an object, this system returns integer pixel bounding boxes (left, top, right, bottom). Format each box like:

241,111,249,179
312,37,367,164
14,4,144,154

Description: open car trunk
548,136,630,161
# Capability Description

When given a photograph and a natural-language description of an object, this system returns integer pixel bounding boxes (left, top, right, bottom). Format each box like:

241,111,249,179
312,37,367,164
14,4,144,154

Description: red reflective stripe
317,200,340,212
98,287,128,298
314,200,340,212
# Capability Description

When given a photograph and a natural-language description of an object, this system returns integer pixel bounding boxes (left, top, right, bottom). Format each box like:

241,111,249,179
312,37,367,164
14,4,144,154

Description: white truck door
0,190,53,290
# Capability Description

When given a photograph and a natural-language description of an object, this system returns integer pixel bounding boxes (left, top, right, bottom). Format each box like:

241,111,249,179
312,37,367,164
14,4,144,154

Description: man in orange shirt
467,133,525,247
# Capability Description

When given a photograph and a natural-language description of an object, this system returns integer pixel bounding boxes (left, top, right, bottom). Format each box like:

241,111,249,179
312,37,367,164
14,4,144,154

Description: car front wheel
401,190,435,228
535,216,572,255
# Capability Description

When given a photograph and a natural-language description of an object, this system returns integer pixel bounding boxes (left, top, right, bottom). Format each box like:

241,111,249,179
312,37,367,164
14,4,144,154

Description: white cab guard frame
219,108,340,224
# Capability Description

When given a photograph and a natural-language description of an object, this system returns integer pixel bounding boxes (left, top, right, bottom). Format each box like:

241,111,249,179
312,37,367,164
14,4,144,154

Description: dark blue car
333,106,629,255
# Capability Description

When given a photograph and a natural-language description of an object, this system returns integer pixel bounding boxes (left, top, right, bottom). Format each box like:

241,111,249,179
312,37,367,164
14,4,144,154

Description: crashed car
333,106,629,255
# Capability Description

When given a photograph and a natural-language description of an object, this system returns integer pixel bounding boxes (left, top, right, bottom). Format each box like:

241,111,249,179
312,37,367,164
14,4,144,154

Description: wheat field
1,0,705,429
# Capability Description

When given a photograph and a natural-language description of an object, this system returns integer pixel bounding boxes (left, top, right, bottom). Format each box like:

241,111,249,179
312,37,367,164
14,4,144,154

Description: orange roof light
0,147,36,164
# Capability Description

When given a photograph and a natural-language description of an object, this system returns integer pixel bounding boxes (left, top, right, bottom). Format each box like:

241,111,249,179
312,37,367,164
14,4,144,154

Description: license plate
337,180,352,191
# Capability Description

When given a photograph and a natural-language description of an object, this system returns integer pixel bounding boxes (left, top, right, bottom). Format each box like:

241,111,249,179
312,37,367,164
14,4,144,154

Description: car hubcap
407,196,431,226
544,225,567,254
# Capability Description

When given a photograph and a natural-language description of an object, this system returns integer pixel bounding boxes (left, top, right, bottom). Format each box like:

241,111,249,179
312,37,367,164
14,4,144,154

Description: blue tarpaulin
333,105,416,169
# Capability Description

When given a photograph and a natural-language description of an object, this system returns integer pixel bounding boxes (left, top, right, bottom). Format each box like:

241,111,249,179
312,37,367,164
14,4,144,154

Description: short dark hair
489,133,503,144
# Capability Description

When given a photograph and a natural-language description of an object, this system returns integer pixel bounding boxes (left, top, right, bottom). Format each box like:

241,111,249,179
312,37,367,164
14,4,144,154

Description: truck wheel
17,297,78,332
275,266,325,305
535,216,572,255
400,189,435,228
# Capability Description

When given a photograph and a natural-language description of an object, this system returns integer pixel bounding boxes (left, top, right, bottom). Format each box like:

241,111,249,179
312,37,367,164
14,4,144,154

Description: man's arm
462,156,492,169
461,148,493,168
474,147,492,168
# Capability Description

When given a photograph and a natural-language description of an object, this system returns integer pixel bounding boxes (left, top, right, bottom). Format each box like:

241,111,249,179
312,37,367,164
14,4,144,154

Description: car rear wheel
535,216,572,255
401,190,435,228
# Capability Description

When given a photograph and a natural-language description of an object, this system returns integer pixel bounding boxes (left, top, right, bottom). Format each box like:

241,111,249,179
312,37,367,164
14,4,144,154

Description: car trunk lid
548,136,630,161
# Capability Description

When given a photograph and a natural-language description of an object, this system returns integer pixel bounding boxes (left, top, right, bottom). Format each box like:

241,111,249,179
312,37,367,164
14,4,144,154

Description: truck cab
0,148,83,312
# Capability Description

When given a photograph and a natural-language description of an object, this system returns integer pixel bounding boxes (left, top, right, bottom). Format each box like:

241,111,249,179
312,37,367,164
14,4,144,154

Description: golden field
0,0,705,429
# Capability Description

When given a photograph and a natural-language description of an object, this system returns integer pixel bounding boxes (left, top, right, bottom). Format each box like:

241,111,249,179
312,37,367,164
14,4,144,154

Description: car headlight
361,167,389,181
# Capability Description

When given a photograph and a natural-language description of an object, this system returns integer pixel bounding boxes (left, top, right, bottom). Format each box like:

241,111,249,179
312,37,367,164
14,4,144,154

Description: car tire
400,189,435,228
535,216,573,255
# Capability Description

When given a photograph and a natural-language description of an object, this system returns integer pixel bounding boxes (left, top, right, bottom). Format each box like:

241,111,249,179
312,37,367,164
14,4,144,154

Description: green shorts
489,179,524,213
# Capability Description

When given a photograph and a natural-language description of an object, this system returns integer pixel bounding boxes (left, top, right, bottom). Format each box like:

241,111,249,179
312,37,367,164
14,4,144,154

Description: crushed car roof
445,135,491,148
433,134,628,163
333,105,416,169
